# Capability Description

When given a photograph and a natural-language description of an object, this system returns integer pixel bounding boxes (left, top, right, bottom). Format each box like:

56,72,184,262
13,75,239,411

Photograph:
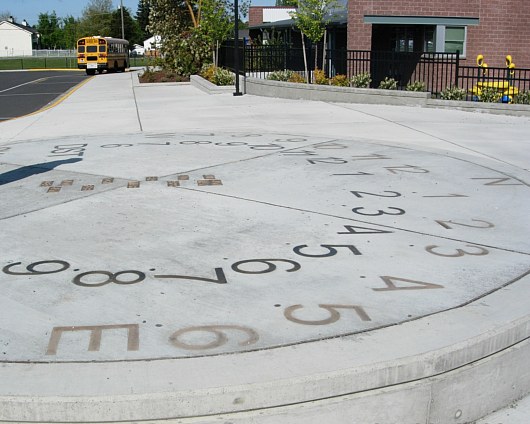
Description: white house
143,35,161,53
0,18,39,57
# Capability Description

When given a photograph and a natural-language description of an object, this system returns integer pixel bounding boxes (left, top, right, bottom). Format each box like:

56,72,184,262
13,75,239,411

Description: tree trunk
301,33,309,84
322,29,327,72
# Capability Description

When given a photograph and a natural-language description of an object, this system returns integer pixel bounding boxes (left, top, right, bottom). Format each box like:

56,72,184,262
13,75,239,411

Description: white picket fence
0,49,76,58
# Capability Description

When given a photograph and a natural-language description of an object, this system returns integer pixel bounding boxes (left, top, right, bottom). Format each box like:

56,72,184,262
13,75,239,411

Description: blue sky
2,0,274,26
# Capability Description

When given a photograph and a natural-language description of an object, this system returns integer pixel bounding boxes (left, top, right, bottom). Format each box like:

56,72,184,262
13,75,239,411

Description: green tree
136,0,151,39
198,0,233,66
110,7,143,44
79,0,113,37
276,0,298,6
147,0,248,75
290,0,337,82
62,16,81,50
147,0,200,74
36,12,63,49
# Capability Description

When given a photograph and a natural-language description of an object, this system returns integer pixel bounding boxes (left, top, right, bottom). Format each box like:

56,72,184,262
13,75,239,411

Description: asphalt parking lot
0,71,89,121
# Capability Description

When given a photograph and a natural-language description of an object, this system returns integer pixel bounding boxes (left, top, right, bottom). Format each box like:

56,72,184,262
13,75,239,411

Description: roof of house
0,20,39,35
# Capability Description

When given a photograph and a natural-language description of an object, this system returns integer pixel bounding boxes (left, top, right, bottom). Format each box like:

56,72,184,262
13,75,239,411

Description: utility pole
120,0,125,40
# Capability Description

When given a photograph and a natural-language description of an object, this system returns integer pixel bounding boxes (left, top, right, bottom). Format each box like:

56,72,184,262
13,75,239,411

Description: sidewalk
0,70,529,423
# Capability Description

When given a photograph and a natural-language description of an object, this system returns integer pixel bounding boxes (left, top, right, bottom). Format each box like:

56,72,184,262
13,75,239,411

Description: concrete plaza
0,71,529,423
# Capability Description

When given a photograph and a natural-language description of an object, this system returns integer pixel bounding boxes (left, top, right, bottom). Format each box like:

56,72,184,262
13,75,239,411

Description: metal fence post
454,49,460,87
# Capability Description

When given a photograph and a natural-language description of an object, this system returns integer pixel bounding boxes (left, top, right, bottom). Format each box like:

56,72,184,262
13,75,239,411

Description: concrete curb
190,74,236,94
1,273,528,422
426,98,530,117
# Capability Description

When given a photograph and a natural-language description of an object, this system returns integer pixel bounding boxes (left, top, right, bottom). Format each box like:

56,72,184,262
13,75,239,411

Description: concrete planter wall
190,74,530,117
190,74,235,94
244,77,430,107
426,98,530,117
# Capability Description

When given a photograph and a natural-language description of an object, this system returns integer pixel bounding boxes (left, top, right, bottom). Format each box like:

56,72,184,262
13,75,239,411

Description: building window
423,27,435,52
444,26,466,54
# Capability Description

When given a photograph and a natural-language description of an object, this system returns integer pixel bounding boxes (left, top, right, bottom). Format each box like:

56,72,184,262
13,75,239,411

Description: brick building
249,6,296,28
348,0,530,68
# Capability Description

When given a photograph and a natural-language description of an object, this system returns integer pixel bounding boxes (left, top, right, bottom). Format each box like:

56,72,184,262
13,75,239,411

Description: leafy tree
290,0,337,82
136,0,152,39
79,0,113,37
62,16,81,49
276,0,298,6
147,0,247,75
36,12,63,49
110,6,143,44
147,0,202,74
198,0,234,66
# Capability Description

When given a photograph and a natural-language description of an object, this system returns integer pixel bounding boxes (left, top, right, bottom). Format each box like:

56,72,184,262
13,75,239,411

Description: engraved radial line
177,187,530,256
157,139,340,179
328,102,530,173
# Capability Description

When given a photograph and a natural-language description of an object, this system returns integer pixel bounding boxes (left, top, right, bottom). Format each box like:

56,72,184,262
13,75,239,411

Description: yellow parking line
5,75,94,121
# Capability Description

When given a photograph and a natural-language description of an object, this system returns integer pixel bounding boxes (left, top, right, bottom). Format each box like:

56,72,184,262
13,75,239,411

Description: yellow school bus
77,36,129,75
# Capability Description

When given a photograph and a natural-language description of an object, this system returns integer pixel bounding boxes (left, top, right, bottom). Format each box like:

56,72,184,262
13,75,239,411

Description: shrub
200,63,215,81
267,70,295,82
314,68,329,85
440,86,466,101
212,67,235,86
330,74,349,87
478,86,502,103
513,90,530,104
378,77,397,90
406,81,426,92
200,64,235,86
288,72,306,83
266,70,305,83
350,72,371,88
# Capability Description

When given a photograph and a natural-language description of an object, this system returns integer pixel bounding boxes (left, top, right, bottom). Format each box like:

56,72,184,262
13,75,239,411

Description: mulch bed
139,70,190,83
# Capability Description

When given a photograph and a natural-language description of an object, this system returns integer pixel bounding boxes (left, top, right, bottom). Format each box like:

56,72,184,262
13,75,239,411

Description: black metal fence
221,44,460,93
458,65,530,102
328,49,459,93
220,43,530,102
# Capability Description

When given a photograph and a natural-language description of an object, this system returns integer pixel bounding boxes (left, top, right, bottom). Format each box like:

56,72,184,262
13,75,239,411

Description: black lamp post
233,0,242,96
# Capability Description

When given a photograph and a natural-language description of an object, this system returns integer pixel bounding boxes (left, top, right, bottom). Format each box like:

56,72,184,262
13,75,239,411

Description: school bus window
87,46,97,53
78,46,85,53
99,45,106,52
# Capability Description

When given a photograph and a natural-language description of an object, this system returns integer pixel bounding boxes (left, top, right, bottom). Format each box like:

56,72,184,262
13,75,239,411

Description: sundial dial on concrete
0,131,529,364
